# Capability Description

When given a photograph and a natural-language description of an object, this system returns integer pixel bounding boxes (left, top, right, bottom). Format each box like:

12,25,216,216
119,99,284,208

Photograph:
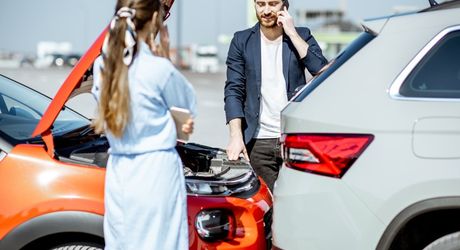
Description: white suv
272,1,460,249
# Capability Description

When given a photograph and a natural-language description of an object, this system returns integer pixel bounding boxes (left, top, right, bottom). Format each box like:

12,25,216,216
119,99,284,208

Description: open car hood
31,28,107,156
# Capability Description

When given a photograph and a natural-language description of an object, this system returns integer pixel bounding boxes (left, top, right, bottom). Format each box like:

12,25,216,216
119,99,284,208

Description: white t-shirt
254,31,288,139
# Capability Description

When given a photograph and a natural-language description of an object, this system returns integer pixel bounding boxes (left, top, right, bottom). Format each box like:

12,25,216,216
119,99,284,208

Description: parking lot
0,67,228,148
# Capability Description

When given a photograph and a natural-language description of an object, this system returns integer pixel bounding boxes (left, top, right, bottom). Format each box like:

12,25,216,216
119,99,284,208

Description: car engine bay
54,129,259,197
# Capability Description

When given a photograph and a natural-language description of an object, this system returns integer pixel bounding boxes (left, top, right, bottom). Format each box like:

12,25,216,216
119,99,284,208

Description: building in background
295,9,361,60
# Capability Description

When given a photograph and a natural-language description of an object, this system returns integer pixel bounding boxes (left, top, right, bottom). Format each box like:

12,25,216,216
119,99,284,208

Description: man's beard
257,13,278,28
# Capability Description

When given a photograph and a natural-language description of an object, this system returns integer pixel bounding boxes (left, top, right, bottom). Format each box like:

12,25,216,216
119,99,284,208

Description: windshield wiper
56,124,92,138
78,125,93,136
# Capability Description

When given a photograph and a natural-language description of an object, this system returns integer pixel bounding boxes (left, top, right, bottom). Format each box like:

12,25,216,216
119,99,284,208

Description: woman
91,0,196,249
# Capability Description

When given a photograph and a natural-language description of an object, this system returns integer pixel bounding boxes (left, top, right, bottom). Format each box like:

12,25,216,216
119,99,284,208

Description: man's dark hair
253,0,289,9
283,0,290,9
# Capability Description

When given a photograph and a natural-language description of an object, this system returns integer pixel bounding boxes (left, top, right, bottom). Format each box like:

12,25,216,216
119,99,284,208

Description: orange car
0,30,272,250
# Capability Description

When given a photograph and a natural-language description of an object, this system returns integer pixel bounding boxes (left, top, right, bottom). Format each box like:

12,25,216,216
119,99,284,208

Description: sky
0,0,429,56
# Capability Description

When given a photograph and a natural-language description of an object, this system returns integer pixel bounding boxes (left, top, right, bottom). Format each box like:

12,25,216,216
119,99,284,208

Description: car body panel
274,3,460,250
0,144,105,239
413,117,460,158
273,166,384,250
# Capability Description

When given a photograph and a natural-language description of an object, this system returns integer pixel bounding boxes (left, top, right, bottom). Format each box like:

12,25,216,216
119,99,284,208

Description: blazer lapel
249,24,262,89
282,35,291,91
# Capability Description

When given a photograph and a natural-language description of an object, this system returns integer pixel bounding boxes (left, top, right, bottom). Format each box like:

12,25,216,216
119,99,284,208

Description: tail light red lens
281,134,374,178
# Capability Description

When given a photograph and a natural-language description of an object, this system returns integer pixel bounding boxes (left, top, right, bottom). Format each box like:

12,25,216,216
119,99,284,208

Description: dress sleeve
161,69,197,117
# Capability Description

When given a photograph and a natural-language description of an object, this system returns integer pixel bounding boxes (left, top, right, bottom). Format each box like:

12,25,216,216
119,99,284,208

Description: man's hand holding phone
276,5,308,58
276,6,296,37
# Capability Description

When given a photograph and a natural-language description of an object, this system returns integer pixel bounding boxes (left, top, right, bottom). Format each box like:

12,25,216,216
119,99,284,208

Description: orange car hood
31,28,107,156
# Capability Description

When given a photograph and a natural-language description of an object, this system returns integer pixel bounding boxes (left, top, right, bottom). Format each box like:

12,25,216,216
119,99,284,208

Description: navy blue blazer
224,23,328,144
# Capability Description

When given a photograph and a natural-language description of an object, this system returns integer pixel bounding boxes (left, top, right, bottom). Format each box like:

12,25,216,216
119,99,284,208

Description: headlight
185,171,258,196
186,182,229,195
195,209,235,242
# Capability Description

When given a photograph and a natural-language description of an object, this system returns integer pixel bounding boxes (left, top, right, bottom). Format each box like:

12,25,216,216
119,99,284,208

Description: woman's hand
181,118,194,134
148,25,170,59
148,0,172,58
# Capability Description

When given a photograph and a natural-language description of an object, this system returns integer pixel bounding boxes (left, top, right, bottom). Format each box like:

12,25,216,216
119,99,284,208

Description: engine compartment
55,133,259,197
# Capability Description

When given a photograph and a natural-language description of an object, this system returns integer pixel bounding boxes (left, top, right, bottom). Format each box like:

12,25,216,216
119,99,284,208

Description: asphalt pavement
0,66,229,148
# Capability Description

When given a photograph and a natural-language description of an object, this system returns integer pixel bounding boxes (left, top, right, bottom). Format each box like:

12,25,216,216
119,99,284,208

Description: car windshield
291,31,376,102
0,75,89,144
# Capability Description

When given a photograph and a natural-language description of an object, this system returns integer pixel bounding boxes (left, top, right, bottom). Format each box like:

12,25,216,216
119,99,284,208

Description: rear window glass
292,31,375,102
400,30,460,98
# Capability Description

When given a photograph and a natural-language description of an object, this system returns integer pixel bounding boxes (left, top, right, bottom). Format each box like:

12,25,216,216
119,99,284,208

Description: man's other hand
226,136,249,161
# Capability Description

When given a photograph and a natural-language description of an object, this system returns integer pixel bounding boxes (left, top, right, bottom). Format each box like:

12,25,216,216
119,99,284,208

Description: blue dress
92,41,196,250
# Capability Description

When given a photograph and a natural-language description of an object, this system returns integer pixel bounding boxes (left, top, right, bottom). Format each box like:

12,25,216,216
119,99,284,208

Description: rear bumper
272,165,383,250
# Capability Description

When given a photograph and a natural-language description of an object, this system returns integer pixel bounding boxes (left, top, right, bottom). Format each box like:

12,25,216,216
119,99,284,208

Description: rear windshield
291,31,376,102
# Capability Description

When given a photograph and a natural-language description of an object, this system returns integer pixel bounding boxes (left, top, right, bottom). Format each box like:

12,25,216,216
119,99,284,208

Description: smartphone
282,0,289,9
277,0,289,26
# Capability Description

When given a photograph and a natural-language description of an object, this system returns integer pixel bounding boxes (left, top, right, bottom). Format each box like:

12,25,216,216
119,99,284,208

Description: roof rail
420,0,460,12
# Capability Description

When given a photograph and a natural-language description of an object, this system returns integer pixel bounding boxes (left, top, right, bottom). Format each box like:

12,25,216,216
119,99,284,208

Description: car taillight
281,134,374,178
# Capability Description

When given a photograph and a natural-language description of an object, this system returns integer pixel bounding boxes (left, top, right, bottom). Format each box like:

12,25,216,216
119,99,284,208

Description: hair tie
102,7,138,66
116,6,136,19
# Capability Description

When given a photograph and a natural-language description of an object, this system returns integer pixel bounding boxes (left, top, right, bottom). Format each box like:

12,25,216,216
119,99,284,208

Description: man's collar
251,22,260,33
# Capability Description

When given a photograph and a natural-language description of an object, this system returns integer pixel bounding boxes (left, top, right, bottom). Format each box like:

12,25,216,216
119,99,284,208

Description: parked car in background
191,45,220,73
272,1,460,249
0,30,272,250
48,53,81,67
64,54,81,67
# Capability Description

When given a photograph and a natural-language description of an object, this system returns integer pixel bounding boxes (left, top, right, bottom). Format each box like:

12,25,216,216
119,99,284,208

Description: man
224,0,327,191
